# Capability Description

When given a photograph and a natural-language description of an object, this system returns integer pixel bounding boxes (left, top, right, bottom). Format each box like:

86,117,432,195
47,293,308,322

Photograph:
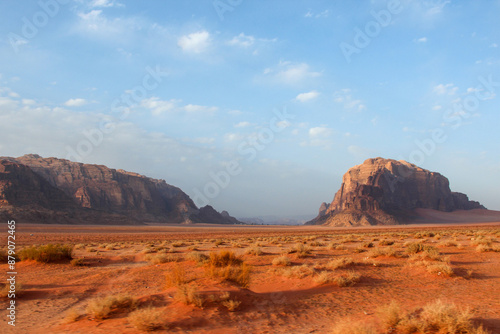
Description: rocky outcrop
0,154,241,225
306,157,485,226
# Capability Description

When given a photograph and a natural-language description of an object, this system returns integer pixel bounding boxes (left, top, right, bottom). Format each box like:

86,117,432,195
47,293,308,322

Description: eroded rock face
0,155,240,225
307,157,485,226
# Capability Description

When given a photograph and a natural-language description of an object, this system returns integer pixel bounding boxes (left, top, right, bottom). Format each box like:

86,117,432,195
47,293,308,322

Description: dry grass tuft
86,294,136,320
205,262,251,288
175,284,204,308
207,250,242,267
128,307,166,331
272,255,291,266
334,271,361,287
19,244,73,263
165,264,189,288
222,299,241,312
327,257,355,270
331,319,377,334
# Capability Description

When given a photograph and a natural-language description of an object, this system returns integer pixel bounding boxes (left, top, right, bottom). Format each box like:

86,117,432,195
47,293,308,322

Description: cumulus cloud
433,83,458,95
309,126,332,138
64,98,87,107
263,61,321,85
183,104,218,113
295,91,319,102
140,97,178,115
228,33,255,48
416,37,427,43
178,31,211,53
333,89,366,112
234,121,252,128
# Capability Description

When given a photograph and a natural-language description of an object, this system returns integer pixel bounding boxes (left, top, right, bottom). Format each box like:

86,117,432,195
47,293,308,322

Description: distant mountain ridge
306,157,486,227
0,154,241,225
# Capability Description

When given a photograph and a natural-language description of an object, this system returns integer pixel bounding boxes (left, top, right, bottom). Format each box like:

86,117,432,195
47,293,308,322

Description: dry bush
62,308,82,324
86,294,136,320
293,243,311,258
439,240,458,247
205,262,251,288
405,242,438,256
18,244,73,263
70,258,85,266
146,253,181,264
331,319,377,334
363,242,374,248
327,257,355,270
208,250,242,267
245,246,263,256
334,271,361,287
175,284,204,308
425,262,455,277
186,251,209,264
278,264,315,279
165,264,189,287
222,299,241,312
366,247,398,258
128,307,166,331
314,271,335,285
272,255,291,266
476,244,500,252
379,240,395,246
376,300,489,334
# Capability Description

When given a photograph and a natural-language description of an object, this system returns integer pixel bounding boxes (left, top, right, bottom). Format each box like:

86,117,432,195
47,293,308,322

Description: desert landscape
1,222,500,333
2,1,499,333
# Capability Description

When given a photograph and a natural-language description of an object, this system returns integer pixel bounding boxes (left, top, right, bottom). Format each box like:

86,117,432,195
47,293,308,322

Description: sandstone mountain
306,157,485,227
0,154,241,225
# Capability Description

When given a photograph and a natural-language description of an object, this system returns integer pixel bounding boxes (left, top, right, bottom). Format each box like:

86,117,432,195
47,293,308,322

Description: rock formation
0,154,241,225
306,157,485,227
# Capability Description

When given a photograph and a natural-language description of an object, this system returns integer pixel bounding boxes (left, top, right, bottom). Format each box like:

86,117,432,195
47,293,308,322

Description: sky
0,0,499,218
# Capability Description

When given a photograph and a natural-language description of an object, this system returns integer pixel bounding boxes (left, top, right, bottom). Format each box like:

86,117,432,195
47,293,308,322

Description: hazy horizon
1,0,499,217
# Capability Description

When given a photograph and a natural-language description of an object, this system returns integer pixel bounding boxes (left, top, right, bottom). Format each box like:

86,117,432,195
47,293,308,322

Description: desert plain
1,218,500,334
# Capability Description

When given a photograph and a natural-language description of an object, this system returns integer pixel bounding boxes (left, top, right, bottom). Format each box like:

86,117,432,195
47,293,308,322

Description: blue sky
0,0,499,218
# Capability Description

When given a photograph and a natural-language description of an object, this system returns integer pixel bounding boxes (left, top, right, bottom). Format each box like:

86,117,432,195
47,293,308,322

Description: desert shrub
353,246,366,253
128,307,166,331
70,258,85,266
208,250,242,267
19,244,73,263
406,242,439,256
377,300,404,329
278,264,315,279
186,251,209,264
222,299,241,312
314,271,334,285
205,262,251,288
418,300,474,333
363,242,374,248
146,253,181,264
476,244,500,252
86,294,136,320
293,243,311,258
272,255,291,266
62,308,81,324
331,319,377,334
165,264,189,287
327,257,354,270
245,246,263,256
175,284,204,308
425,262,454,276
439,240,458,247
334,271,361,287
366,247,397,258
379,240,395,246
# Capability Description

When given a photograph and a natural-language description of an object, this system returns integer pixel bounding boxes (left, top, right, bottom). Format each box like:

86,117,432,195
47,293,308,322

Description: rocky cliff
306,158,485,227
0,154,241,225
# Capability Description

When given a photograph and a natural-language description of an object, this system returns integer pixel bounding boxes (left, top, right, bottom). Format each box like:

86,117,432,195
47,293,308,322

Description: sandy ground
1,221,500,333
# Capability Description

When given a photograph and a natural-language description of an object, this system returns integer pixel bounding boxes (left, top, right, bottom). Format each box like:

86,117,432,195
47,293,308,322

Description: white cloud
88,0,122,8
277,120,291,128
64,98,87,107
490,43,498,48
234,121,252,128
22,99,36,105
432,105,442,111
433,83,458,95
333,89,366,112
183,104,218,113
228,33,255,48
309,126,332,138
224,133,244,142
228,109,243,116
140,97,177,115
263,61,321,85
178,31,211,54
416,37,427,43
304,9,330,18
295,90,319,102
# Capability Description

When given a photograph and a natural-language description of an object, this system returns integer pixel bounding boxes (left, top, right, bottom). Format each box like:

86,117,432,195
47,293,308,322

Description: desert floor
1,222,500,334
